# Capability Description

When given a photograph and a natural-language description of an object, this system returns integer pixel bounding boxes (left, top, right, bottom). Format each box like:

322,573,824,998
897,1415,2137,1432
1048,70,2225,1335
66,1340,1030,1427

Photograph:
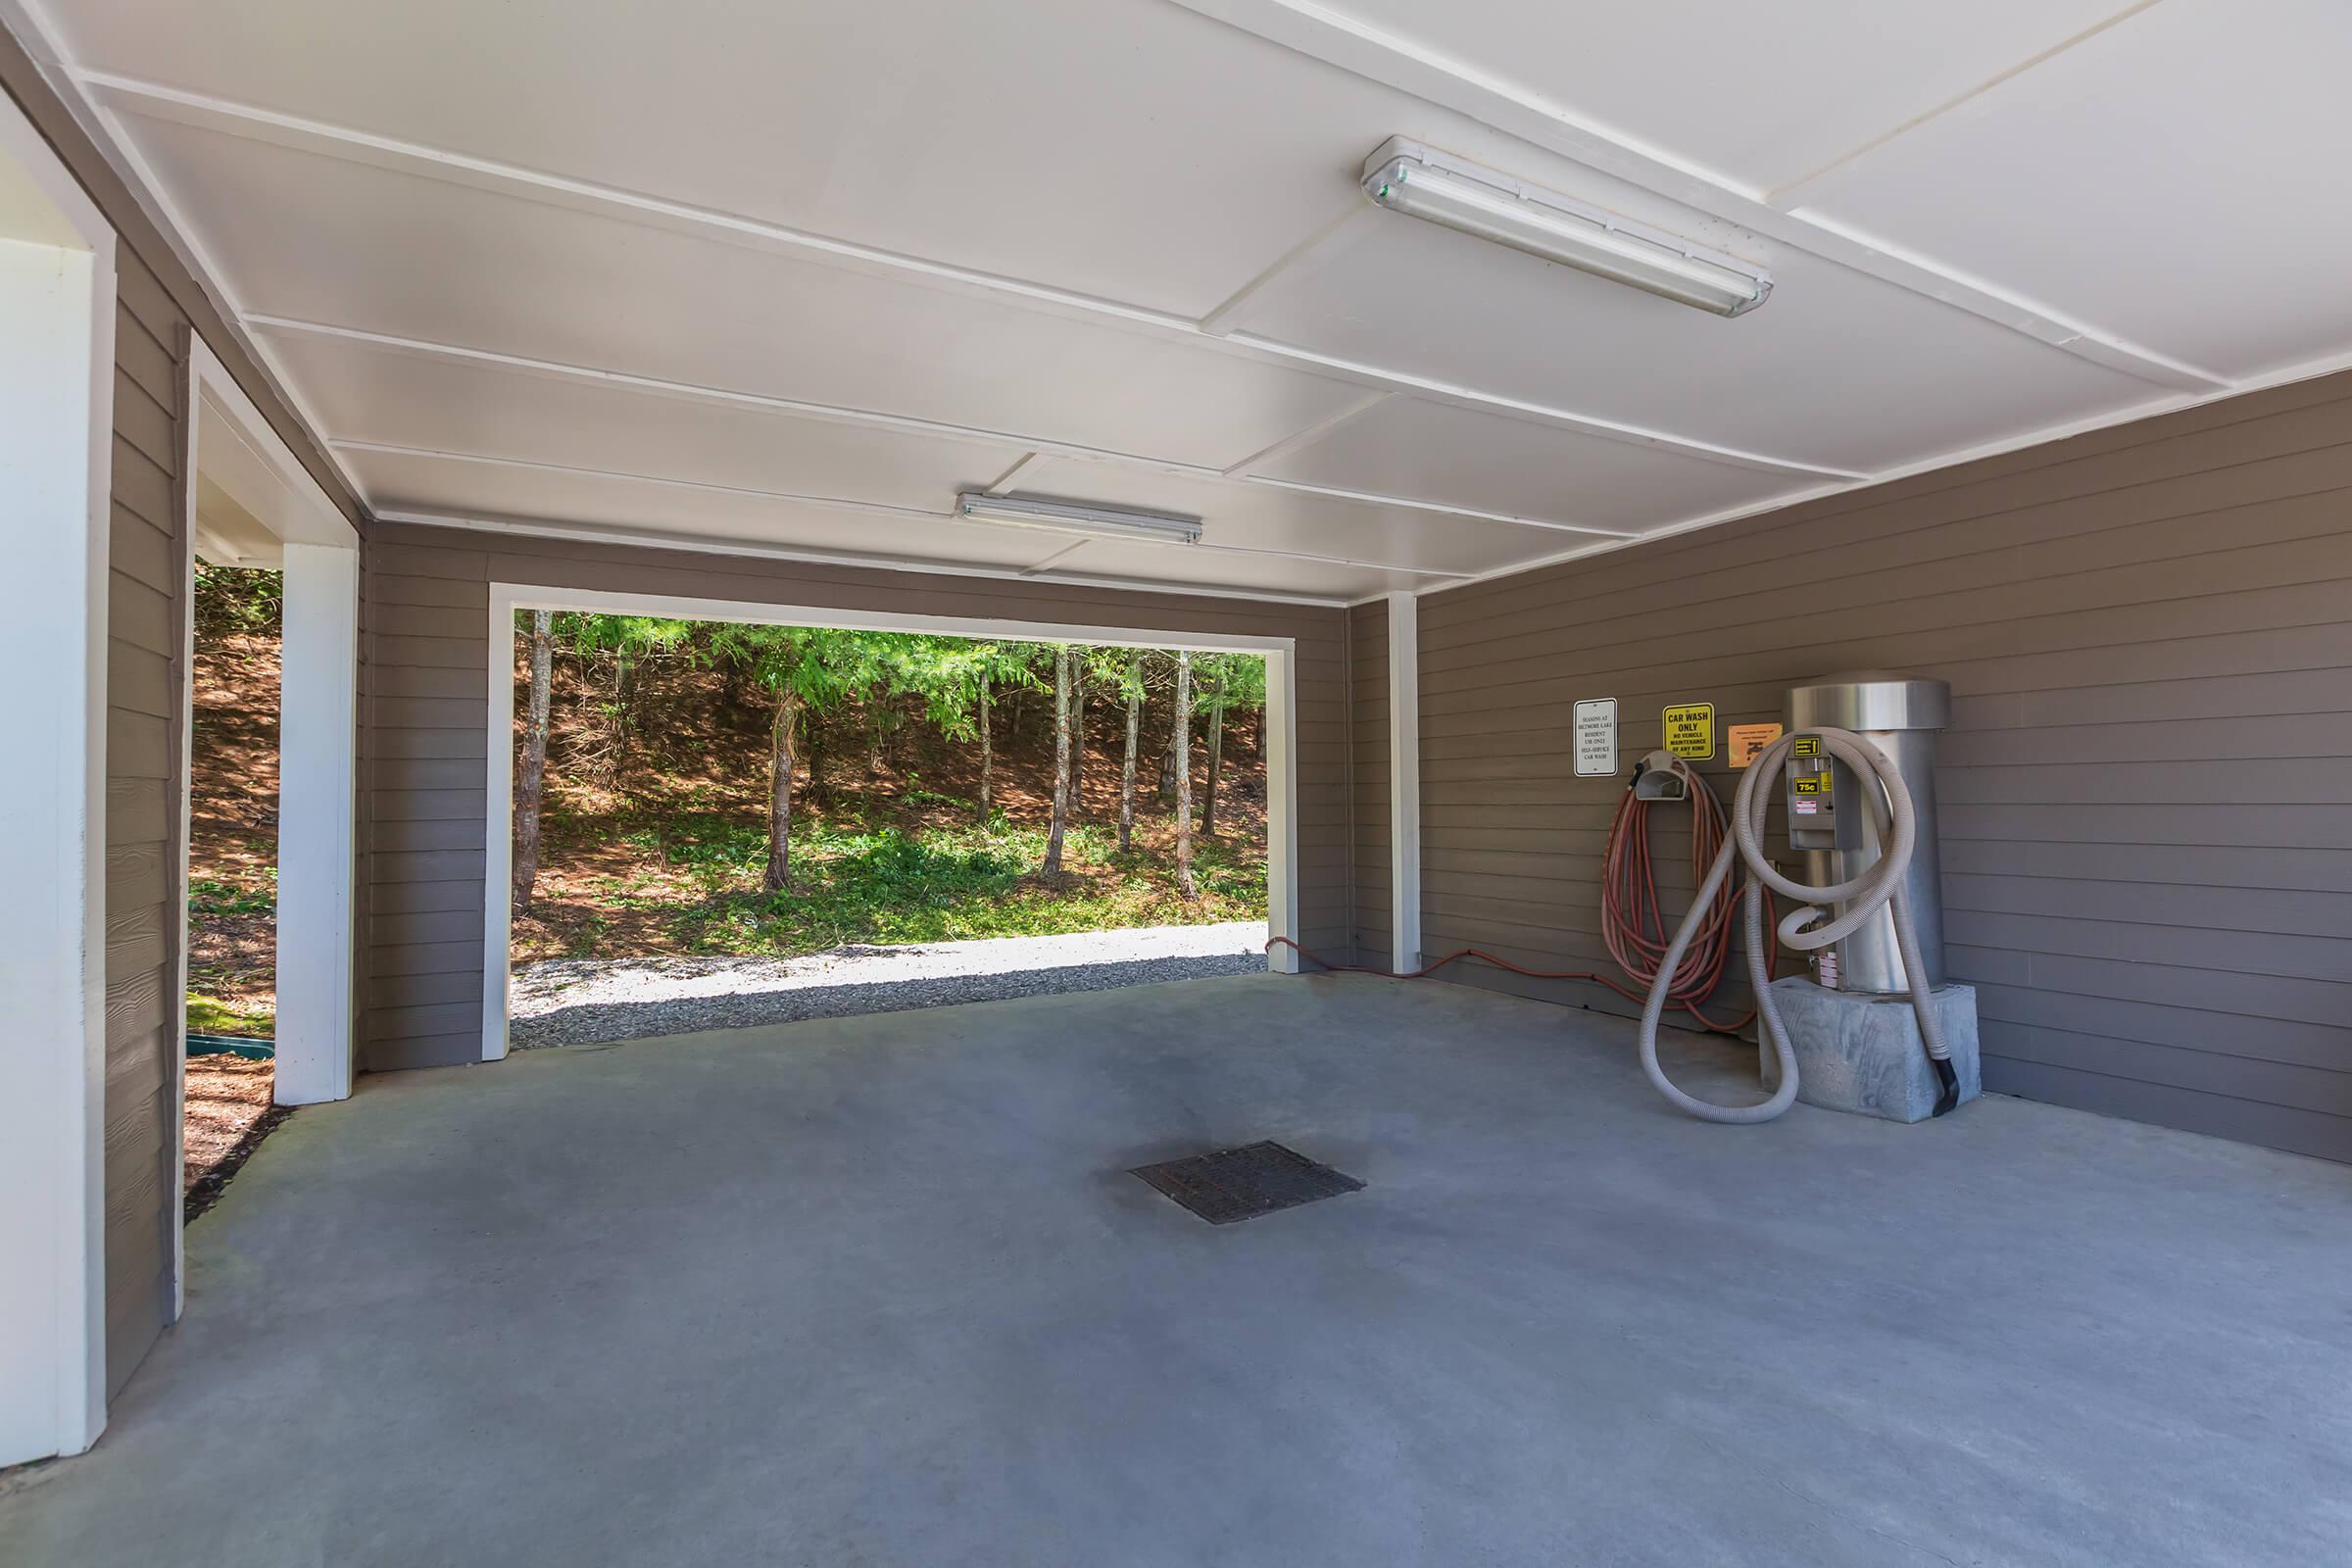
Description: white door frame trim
183,335,360,1127
0,80,117,1467
480,584,1300,1062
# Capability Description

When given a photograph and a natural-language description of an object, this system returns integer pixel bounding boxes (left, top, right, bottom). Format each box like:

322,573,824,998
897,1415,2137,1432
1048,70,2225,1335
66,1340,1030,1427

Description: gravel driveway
510,921,1271,1049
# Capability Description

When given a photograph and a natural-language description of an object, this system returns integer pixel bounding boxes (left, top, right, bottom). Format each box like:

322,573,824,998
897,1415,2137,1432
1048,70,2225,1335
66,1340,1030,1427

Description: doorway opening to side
174,343,359,1243
486,588,1298,1057
181,559,286,1216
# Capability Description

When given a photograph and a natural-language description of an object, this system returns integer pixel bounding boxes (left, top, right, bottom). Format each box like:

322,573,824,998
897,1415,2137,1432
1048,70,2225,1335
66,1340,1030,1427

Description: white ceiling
14,0,2352,604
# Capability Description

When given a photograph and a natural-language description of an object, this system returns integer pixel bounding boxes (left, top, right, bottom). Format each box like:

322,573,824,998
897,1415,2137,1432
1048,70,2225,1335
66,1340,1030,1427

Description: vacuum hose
1638,726,1957,1124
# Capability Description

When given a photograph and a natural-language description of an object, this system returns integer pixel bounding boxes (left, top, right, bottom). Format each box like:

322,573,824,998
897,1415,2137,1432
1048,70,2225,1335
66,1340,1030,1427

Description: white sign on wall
1572,698,1618,777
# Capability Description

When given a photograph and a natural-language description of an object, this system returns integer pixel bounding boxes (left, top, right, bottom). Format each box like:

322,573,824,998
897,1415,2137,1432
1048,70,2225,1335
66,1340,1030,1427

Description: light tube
956,492,1203,545
1361,139,1771,318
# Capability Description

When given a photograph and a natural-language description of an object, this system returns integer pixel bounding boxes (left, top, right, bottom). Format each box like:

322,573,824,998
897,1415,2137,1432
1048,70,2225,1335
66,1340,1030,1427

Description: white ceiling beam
1163,0,2228,395
253,315,1632,537
1407,329,2352,605
338,438,1477,581
373,508,1360,608
1242,473,1636,537
82,70,1858,478
254,313,1220,472
331,438,960,522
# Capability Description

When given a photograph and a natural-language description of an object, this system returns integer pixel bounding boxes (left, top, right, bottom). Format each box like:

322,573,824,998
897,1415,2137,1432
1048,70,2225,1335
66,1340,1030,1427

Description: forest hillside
509,619,1269,963
184,566,1270,1045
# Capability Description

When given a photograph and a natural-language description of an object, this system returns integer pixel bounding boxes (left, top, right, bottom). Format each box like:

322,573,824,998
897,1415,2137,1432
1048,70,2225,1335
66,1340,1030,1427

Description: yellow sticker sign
1727,722,1783,768
1791,736,1821,758
1662,703,1715,761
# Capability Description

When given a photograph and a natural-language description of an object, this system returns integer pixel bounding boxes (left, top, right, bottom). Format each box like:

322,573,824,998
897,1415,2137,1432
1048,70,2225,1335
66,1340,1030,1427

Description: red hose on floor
1266,760,1777,1036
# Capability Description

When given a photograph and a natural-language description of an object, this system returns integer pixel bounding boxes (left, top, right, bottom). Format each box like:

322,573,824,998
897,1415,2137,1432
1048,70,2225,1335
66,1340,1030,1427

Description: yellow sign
1727,722,1783,768
1662,703,1715,760
1792,775,1828,796
1791,736,1821,758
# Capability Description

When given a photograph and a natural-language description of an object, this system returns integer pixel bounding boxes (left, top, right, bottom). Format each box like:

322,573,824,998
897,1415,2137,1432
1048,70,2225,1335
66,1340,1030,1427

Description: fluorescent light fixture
1360,137,1771,318
956,491,1202,545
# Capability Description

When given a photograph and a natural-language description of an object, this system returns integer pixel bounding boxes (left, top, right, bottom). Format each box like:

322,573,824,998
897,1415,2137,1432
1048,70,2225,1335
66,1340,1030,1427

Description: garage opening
493,592,1295,1054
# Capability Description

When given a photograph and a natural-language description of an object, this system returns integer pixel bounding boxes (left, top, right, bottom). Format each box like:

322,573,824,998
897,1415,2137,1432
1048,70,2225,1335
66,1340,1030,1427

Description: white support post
0,96,116,1465
1264,645,1300,973
1386,592,1421,972
274,542,361,1104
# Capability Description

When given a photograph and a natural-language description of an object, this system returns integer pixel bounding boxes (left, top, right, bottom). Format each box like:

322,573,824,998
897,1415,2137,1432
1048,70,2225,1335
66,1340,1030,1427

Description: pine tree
1172,651,1197,898
511,610,554,912
1043,644,1072,875
1118,650,1143,856
709,625,877,892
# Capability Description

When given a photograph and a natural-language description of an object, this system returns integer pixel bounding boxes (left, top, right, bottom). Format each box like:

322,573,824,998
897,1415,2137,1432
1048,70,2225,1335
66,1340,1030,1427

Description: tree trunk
1068,657,1084,819
1118,653,1141,857
977,670,993,821
762,689,800,893
512,611,554,912
1157,698,1177,805
1043,646,1071,875
1201,675,1224,839
1173,652,1197,897
612,647,635,790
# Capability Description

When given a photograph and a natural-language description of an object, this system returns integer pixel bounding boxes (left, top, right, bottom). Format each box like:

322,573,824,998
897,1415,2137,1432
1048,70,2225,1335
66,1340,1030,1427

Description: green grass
189,873,274,916
616,810,1263,957
186,993,273,1039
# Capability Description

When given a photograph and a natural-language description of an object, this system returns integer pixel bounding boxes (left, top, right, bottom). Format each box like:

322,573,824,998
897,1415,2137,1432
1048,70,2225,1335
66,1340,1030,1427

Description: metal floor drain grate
1130,1141,1364,1225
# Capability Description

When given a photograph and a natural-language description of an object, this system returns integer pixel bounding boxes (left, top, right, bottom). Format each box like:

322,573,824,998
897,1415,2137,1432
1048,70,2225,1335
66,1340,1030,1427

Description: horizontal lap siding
105,252,185,1392
360,524,1353,1070
1349,600,1390,969
1415,371,2352,1162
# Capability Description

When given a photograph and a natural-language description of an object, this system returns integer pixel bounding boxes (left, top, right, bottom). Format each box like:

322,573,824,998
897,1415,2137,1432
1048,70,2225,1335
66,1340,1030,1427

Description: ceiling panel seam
79,68,1863,478
1161,0,2230,395
1404,334,2352,603
16,61,379,511
372,509,1358,609
36,1,2326,607
251,314,1635,537
1760,0,2167,212
335,437,1476,580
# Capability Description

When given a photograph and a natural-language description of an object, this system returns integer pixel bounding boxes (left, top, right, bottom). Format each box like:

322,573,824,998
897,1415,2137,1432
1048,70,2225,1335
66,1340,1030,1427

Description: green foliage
193,563,281,640
708,621,884,714
189,874,274,916
544,612,697,662
1195,652,1267,715
596,808,1263,956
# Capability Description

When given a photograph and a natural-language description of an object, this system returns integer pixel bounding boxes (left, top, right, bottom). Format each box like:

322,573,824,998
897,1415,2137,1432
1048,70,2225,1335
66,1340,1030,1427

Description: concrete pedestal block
1757,977,1980,1124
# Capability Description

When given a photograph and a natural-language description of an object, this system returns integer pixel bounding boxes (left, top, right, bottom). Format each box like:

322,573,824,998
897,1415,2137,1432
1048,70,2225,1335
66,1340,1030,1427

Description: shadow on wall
510,950,1269,1051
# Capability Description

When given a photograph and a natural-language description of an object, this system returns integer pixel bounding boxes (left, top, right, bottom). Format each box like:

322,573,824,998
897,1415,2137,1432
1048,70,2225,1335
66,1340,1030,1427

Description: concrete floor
6,976,2348,1566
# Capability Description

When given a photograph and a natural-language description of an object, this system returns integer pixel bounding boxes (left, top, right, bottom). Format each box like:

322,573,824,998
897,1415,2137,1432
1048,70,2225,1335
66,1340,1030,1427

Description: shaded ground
180,1055,288,1217
187,625,279,1037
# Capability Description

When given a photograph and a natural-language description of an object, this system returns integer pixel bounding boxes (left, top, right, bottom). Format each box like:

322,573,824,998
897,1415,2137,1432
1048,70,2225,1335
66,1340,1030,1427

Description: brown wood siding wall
357,522,1353,1070
1415,370,2352,1163
103,249,187,1392
1348,599,1391,970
